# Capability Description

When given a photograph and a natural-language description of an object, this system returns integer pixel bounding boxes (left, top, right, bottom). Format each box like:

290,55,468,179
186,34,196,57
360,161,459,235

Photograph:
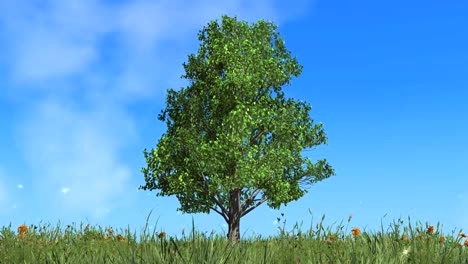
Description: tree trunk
227,188,241,242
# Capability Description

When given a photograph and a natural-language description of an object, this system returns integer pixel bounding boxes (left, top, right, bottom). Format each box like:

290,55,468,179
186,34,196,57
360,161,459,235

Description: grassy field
1,210,467,264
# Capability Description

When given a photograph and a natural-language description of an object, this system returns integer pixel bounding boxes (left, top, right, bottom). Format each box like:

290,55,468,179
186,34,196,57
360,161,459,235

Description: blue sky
0,0,467,242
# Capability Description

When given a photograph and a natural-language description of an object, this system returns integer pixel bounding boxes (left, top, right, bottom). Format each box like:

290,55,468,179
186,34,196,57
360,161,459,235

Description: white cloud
116,0,282,50
2,0,315,224
117,0,172,50
2,0,311,83
61,187,71,194
16,97,137,219
14,29,97,81
1,0,113,82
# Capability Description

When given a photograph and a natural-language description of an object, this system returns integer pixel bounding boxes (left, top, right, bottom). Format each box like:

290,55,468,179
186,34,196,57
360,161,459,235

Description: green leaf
140,14,335,239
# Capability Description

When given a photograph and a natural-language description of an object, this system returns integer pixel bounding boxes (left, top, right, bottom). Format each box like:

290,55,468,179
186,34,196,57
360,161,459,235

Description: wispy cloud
14,29,97,81
1,0,311,84
0,0,112,83
15,97,138,219
0,0,312,224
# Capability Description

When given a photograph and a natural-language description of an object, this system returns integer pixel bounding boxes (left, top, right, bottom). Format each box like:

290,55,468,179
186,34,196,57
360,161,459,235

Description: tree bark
227,188,241,242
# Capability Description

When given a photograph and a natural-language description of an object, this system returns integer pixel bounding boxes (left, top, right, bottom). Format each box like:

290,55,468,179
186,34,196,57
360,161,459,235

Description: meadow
1,209,467,264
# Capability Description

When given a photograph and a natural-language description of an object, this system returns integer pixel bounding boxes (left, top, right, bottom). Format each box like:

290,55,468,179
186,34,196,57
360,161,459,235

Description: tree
139,14,335,243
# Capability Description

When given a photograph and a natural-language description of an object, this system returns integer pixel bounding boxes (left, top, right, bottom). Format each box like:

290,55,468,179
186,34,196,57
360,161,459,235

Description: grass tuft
1,209,467,263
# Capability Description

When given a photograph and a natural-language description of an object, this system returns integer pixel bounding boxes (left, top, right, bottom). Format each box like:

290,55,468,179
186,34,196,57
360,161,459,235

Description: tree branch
210,206,229,223
240,188,261,212
196,160,229,218
249,127,268,146
241,196,268,217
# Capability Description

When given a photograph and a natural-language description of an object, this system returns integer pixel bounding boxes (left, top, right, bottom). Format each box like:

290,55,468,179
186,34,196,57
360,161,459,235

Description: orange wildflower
116,234,126,242
465,240,468,247
351,228,360,237
18,224,28,234
158,231,166,238
427,226,434,235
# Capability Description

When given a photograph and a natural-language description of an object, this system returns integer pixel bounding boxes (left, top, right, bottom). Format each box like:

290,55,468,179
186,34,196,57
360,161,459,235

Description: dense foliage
139,14,335,242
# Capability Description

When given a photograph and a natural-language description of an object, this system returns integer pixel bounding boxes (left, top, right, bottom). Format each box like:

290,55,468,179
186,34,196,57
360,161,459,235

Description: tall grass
1,209,467,263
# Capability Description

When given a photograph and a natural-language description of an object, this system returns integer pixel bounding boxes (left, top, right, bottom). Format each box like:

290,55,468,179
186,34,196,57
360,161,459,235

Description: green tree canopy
139,14,335,242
